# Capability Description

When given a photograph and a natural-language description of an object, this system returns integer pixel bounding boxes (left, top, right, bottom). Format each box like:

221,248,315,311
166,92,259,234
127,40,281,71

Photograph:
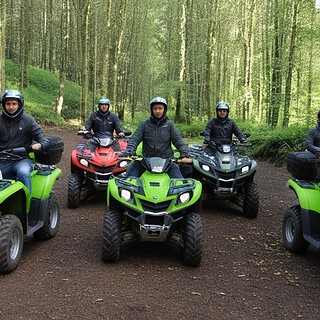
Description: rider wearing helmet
203,102,246,153
0,89,49,192
305,109,320,157
121,96,190,178
85,98,124,151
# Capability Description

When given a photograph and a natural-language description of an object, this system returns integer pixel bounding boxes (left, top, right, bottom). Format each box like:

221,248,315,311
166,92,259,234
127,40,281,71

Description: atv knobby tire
34,192,60,240
182,213,202,267
282,205,309,254
243,182,259,218
67,173,81,209
0,215,24,274
102,210,122,262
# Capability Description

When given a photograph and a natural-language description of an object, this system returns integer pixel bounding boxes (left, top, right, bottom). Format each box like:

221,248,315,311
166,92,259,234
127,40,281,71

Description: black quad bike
188,135,259,218
102,157,203,266
0,136,64,273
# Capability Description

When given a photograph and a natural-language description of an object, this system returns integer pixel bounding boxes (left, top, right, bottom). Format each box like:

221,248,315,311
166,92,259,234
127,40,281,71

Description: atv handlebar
78,130,131,139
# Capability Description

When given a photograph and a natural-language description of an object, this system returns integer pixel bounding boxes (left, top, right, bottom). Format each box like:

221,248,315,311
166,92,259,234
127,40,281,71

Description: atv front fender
31,168,62,199
287,178,320,213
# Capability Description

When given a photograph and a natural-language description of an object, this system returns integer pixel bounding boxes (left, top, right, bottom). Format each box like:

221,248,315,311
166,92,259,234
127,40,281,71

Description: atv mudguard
287,178,320,213
287,178,320,247
0,167,61,234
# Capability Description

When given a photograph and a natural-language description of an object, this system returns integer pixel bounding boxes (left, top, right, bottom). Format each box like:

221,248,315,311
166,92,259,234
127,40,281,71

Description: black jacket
126,116,189,158
305,125,320,156
0,112,49,153
203,117,245,145
85,110,123,138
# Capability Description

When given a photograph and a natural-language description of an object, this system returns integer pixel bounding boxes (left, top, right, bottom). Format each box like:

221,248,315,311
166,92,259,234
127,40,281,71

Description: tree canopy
0,0,319,127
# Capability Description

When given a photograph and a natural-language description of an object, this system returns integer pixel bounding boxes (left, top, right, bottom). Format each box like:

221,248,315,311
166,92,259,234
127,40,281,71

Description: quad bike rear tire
67,173,81,209
34,192,60,240
0,215,24,274
243,182,259,218
282,205,309,254
182,213,202,267
102,210,122,262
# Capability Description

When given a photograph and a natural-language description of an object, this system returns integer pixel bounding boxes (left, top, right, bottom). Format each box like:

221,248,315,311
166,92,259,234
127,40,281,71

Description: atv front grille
145,214,165,225
217,171,236,180
139,199,172,213
91,164,116,173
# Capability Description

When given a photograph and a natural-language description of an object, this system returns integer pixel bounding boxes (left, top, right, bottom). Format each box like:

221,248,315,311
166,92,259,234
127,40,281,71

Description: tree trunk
0,0,6,92
282,1,298,127
80,0,92,125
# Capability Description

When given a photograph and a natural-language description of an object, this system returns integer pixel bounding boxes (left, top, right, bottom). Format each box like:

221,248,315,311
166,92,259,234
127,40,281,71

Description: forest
0,0,319,128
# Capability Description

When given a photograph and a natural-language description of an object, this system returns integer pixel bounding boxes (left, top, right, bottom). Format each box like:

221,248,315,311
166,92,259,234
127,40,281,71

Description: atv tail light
202,164,210,172
179,192,190,203
119,160,129,168
121,189,132,201
79,159,89,167
240,165,249,174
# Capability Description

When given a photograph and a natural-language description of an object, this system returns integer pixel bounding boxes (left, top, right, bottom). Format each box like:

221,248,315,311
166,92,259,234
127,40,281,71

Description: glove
119,149,133,157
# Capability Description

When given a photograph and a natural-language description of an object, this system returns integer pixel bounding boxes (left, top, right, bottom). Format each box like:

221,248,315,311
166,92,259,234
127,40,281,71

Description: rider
203,102,247,155
0,89,49,192
121,97,191,178
305,109,320,158
84,98,125,152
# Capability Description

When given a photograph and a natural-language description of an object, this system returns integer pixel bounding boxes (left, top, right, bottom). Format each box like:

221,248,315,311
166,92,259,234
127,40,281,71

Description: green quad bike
0,137,63,273
102,157,203,267
283,151,320,253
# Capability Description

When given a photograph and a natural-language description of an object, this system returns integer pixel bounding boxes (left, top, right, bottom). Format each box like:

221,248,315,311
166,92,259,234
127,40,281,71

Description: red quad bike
67,130,131,209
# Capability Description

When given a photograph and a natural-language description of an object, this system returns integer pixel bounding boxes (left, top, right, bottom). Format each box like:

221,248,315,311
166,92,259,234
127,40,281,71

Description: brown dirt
1,127,319,320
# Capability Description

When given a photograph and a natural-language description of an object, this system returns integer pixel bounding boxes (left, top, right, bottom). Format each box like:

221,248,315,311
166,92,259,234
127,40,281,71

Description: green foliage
248,125,308,166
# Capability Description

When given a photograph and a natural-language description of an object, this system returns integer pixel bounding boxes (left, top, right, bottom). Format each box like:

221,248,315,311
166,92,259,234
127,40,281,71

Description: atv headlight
240,165,249,175
119,160,129,168
120,189,131,202
179,192,190,203
202,164,210,172
79,159,89,167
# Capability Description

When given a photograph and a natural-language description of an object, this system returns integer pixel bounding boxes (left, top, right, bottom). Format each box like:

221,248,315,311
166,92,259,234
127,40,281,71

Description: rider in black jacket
85,98,124,151
203,102,246,155
0,89,49,192
305,110,320,157
122,97,190,178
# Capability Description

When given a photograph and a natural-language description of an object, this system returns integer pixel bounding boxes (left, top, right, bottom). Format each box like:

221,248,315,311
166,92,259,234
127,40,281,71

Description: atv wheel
102,210,122,262
67,173,81,209
282,205,309,254
243,182,259,218
0,215,24,274
34,192,60,240
182,213,202,267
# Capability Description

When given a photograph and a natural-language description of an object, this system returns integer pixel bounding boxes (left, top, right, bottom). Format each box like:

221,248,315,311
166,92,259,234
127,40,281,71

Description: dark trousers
126,160,183,178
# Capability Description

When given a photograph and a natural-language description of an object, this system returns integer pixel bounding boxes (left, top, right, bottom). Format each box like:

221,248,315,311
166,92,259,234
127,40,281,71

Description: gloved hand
119,149,133,157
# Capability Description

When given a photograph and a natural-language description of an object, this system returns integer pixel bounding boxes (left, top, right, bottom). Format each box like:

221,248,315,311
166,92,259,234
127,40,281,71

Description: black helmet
150,97,167,114
1,89,24,120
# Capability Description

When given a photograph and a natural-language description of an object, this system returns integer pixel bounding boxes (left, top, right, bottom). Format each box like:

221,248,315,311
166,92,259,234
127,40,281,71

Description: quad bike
282,151,320,253
0,137,63,273
102,157,203,266
188,135,259,218
67,130,131,208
